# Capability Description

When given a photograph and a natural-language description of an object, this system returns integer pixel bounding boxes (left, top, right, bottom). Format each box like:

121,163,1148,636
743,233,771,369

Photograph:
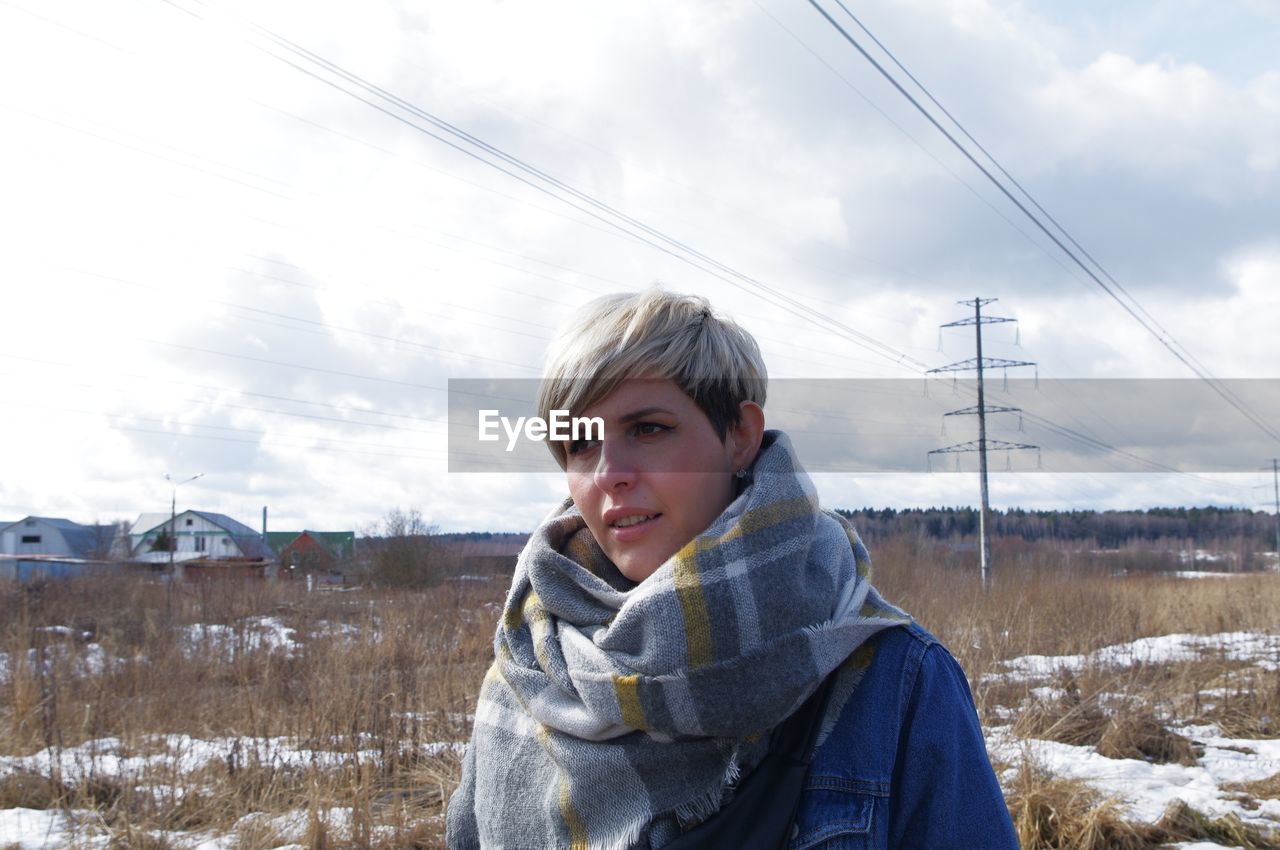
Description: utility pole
165,472,203,581
927,298,1036,588
1272,459,1279,563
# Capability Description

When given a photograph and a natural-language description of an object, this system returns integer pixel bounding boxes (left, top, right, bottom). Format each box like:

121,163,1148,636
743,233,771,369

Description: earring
735,468,748,479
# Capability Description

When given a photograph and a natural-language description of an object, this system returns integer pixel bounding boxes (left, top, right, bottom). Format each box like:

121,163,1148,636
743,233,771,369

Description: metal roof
227,534,273,560
1,516,117,558
133,510,260,537
1,516,79,531
131,513,171,535
60,525,116,559
190,510,261,538
265,530,355,559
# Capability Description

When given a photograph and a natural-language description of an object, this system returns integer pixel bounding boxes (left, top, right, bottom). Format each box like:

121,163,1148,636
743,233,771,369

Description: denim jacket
790,623,1018,850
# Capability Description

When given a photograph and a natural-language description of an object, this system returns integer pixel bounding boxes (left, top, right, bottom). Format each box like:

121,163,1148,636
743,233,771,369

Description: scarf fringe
595,821,647,850
671,751,743,827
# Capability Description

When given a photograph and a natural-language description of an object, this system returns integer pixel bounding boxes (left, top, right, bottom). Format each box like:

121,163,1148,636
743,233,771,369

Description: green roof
265,530,355,559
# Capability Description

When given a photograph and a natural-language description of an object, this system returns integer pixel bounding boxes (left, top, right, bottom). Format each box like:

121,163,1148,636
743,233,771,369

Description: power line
751,0,1081,284
5,102,633,312
806,0,1280,446
228,266,557,338
0,398,558,470
0,351,446,427
3,401,441,458
17,2,934,380
211,0,1267,490
12,1,1255,506
41,263,547,372
0,0,133,55
826,0,1277,447
159,0,933,374
0,370,444,434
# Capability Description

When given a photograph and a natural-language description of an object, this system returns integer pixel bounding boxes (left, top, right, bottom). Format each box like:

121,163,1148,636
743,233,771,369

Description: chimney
262,506,268,539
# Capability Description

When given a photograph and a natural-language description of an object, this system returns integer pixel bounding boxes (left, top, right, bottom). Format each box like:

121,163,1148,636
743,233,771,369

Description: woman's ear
727,400,765,472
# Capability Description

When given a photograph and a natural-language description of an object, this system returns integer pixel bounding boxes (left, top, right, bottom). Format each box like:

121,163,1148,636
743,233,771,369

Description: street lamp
164,472,204,577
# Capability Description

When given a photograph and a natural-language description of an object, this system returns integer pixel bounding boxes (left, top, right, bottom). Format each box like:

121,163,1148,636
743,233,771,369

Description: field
1,536,1278,849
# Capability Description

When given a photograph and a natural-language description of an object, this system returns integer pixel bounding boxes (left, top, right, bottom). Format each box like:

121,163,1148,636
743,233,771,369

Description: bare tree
88,519,130,561
364,507,440,588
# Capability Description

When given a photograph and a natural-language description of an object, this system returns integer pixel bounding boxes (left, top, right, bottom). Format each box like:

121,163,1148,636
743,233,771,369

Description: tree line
835,505,1278,549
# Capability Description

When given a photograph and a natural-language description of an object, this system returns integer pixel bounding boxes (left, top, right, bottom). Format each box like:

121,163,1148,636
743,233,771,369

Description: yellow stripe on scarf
715,496,816,544
674,497,817,668
559,777,590,850
859,598,911,622
505,590,546,631
522,593,555,671
566,532,600,575
481,660,503,690
535,724,590,850
673,539,715,668
846,641,877,670
613,673,646,731
834,516,873,578
503,591,557,671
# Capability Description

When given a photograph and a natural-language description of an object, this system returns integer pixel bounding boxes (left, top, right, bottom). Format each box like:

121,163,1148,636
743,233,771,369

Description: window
185,518,194,527
21,535,41,544
195,536,207,552
223,538,232,547
24,520,35,527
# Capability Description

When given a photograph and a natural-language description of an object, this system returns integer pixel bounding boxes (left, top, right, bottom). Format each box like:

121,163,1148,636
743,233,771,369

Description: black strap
661,674,837,850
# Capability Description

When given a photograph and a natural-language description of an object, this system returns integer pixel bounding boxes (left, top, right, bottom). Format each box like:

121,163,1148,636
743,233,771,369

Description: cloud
2,0,1276,529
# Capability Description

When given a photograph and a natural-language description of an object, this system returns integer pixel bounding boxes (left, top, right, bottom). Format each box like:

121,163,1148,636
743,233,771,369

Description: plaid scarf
446,431,910,850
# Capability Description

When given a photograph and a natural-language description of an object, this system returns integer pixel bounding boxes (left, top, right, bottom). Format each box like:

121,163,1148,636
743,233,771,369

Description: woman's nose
593,439,638,491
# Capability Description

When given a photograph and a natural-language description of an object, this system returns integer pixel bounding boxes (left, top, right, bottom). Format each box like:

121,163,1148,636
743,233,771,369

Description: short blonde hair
536,289,767,467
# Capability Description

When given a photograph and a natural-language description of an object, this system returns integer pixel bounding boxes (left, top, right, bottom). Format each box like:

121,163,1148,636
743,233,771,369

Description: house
265,530,356,573
0,516,119,560
127,510,273,563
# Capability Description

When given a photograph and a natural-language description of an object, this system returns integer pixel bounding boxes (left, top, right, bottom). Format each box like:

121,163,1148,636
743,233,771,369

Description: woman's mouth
612,513,658,528
609,513,661,540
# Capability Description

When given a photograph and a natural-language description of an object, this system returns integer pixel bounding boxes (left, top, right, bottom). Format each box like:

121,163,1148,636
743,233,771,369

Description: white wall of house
130,511,247,563
0,518,73,556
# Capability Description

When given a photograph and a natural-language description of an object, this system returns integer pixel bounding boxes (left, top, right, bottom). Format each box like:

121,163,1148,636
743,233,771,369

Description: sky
1,0,1278,534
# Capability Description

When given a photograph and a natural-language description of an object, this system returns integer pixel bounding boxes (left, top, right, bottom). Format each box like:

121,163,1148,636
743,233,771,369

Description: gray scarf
446,431,910,850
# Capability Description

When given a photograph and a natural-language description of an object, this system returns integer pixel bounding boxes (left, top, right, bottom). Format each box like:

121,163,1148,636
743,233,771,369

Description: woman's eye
567,424,669,454
634,422,670,437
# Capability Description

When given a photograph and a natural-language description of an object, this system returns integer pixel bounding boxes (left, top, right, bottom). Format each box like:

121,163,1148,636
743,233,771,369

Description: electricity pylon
928,298,1037,588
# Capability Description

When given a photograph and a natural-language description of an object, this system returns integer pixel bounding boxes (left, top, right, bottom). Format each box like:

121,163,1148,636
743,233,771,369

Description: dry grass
1007,750,1280,850
0,576,499,846
1010,672,1201,765
1230,772,1280,801
867,534,1280,675
2,536,1279,846
1201,667,1280,738
869,534,1280,844
1005,750,1151,850
1150,799,1280,849
1096,711,1202,765
0,771,68,808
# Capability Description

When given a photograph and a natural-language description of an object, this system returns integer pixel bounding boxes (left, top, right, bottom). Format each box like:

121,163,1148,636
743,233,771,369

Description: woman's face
565,379,761,583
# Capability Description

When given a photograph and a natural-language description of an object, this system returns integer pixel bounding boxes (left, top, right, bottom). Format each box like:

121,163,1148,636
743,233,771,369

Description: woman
447,290,1017,849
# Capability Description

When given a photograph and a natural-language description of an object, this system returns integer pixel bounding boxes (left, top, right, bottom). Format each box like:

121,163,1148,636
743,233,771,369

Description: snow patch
994,631,1280,680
